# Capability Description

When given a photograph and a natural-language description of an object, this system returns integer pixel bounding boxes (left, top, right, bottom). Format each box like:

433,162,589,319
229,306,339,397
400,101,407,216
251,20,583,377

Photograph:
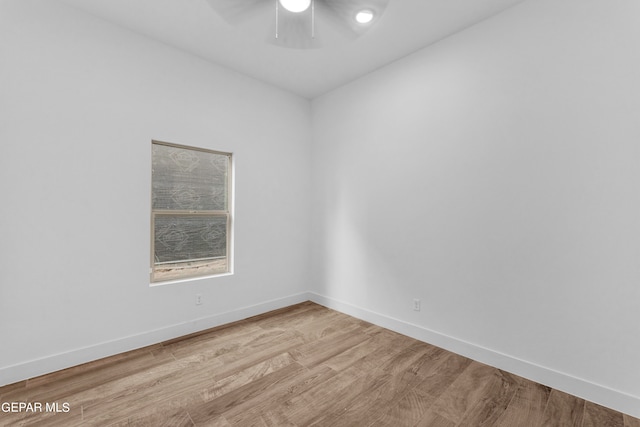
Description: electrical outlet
195,294,203,305
413,298,421,311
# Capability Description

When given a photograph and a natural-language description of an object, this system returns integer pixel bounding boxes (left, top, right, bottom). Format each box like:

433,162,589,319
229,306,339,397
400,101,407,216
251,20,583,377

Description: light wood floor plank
314,371,393,427
625,414,640,427
0,408,82,427
370,388,436,427
189,361,306,424
412,351,472,398
493,378,551,427
305,370,391,426
541,389,586,427
320,328,409,373
4,348,170,404
254,302,337,332
223,365,337,426
324,345,433,427
200,352,297,402
0,380,26,400
583,401,625,427
288,311,367,344
428,360,499,423
242,301,320,327
0,302,637,427
107,409,195,427
289,323,373,369
414,410,457,427
457,370,520,427
276,362,383,426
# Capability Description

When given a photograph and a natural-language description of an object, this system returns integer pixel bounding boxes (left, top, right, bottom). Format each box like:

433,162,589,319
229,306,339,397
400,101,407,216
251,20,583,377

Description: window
151,140,232,283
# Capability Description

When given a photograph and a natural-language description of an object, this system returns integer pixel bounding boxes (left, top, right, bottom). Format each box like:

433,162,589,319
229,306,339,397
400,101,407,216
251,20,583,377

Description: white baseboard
0,292,312,387
308,292,640,419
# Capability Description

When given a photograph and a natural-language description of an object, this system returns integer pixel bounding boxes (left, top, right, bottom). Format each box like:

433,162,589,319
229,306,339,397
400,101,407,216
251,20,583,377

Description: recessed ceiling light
279,0,311,13
355,9,374,24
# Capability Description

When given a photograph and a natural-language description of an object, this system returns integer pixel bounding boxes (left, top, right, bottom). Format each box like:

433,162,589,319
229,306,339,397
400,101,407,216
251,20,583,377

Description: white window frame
150,140,233,284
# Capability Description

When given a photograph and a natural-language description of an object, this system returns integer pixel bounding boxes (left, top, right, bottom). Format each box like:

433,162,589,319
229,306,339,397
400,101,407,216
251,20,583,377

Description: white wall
0,0,312,384
311,0,640,417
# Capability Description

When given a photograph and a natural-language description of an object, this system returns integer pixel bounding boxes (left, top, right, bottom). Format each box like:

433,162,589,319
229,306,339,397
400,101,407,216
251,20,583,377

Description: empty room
1,0,639,425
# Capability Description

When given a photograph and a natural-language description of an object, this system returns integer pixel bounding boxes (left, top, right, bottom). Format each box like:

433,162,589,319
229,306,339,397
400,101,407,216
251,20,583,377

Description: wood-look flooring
1,302,638,426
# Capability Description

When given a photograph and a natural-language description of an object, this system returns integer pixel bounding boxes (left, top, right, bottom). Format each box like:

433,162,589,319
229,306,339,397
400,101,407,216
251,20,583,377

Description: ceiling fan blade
319,0,389,34
205,0,271,25
268,7,321,49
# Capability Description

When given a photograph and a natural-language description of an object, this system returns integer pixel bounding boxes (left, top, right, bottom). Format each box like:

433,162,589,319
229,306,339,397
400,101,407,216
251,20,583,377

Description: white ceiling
58,0,527,99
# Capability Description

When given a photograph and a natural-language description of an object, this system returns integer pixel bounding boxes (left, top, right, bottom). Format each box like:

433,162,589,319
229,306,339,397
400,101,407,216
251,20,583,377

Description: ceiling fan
205,0,389,49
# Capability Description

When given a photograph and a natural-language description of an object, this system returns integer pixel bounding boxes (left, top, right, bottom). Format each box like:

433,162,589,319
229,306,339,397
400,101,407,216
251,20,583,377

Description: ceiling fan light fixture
355,9,374,24
279,0,311,13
